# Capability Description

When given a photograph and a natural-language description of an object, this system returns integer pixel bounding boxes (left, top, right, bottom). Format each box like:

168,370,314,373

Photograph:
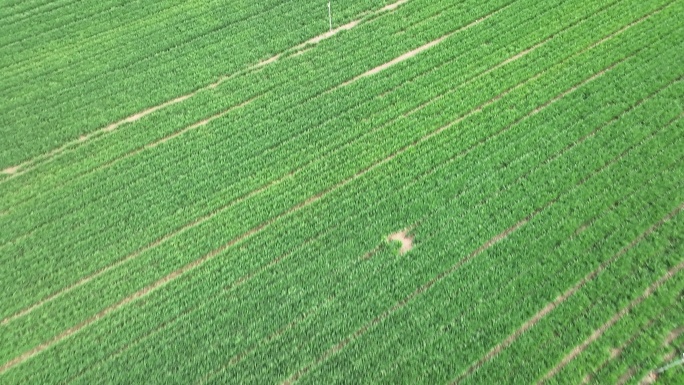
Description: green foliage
1,0,682,384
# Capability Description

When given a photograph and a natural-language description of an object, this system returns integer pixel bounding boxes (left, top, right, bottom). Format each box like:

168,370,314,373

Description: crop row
152,93,684,385
287,87,684,385
1,4,680,356
9,76,680,384
0,0,402,167
5,0,668,198
2,24,680,380
0,0,468,186
0,0,580,209
0,0,668,288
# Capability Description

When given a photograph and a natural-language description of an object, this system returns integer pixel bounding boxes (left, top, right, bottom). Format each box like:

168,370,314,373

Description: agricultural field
1,0,683,383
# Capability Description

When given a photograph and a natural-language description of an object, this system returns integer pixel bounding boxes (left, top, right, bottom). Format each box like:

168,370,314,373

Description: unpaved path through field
1,0,413,178
450,201,684,384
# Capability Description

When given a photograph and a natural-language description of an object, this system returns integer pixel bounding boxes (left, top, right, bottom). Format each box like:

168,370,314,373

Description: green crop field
1,0,683,383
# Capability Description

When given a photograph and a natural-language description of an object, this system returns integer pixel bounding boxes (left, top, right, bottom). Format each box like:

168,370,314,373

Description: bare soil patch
254,54,281,69
617,367,636,385
1,166,19,175
664,326,684,346
538,257,684,384
609,347,622,359
380,0,409,13
639,372,657,385
387,230,413,254
284,215,530,385
302,20,360,47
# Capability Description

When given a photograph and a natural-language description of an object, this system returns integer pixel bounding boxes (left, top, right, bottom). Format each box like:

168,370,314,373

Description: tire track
0,13,563,323
578,317,658,384
537,258,684,384
0,0,412,179
404,0,673,117
0,0,532,222
62,229,337,385
274,73,684,385
0,36,623,373
337,2,513,89
58,69,618,380
448,201,684,385
378,155,681,383
280,215,533,385
0,27,630,327
0,0,310,100
336,110,684,384
0,0,625,224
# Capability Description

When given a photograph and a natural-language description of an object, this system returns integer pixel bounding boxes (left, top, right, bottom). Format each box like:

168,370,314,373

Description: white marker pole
328,1,332,31
656,353,684,374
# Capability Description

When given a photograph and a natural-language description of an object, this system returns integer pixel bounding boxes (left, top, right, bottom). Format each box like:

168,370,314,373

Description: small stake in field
328,1,332,31
655,353,684,374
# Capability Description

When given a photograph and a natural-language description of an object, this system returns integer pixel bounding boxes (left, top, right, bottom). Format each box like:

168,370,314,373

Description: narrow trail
538,258,684,384
406,0,672,117
0,0,413,179
2,0,649,230
0,37,640,374
0,4,668,376
375,126,683,384
280,216,533,385
0,35,618,373
585,319,657,383
0,2,528,224
62,231,339,385
338,3,512,89
448,201,684,385
284,76,684,384
57,94,593,382
1,20,579,326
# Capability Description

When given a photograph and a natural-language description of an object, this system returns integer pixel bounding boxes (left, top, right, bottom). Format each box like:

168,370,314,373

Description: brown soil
452,202,684,385
0,0,431,181
254,54,281,69
617,368,636,385
1,166,19,175
664,350,677,361
340,6,509,88
404,39,546,118
0,0,413,182
379,0,409,12
639,372,657,385
284,215,531,385
150,97,257,148
387,230,414,254
609,347,622,359
664,326,684,346
3,151,375,371
538,257,684,384
103,94,193,133
312,20,359,45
